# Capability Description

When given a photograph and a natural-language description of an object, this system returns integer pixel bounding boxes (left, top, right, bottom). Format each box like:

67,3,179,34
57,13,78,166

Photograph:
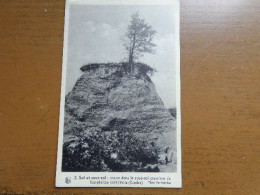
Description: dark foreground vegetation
62,130,160,172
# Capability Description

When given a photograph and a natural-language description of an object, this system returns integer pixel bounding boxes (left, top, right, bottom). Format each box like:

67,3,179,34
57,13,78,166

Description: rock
63,63,176,164
142,164,160,172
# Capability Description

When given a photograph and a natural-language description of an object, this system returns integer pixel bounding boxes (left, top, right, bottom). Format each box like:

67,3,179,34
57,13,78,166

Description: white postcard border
56,0,181,188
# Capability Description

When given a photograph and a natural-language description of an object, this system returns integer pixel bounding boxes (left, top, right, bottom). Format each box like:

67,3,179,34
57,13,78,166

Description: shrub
62,130,159,172
168,107,176,118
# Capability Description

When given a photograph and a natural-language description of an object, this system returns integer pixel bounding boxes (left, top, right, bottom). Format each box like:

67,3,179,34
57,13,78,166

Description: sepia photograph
56,0,181,188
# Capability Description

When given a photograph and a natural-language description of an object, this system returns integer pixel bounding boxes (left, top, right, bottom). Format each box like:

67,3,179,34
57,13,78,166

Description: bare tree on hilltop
123,12,157,70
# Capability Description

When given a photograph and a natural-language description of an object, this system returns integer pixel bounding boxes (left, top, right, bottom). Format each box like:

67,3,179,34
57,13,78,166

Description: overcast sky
65,4,178,108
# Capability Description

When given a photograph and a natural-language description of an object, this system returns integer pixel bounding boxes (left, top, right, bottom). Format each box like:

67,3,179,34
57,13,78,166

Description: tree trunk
128,51,133,74
129,54,133,64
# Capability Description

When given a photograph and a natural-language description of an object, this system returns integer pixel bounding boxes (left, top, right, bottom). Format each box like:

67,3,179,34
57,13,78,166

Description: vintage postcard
56,0,181,188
